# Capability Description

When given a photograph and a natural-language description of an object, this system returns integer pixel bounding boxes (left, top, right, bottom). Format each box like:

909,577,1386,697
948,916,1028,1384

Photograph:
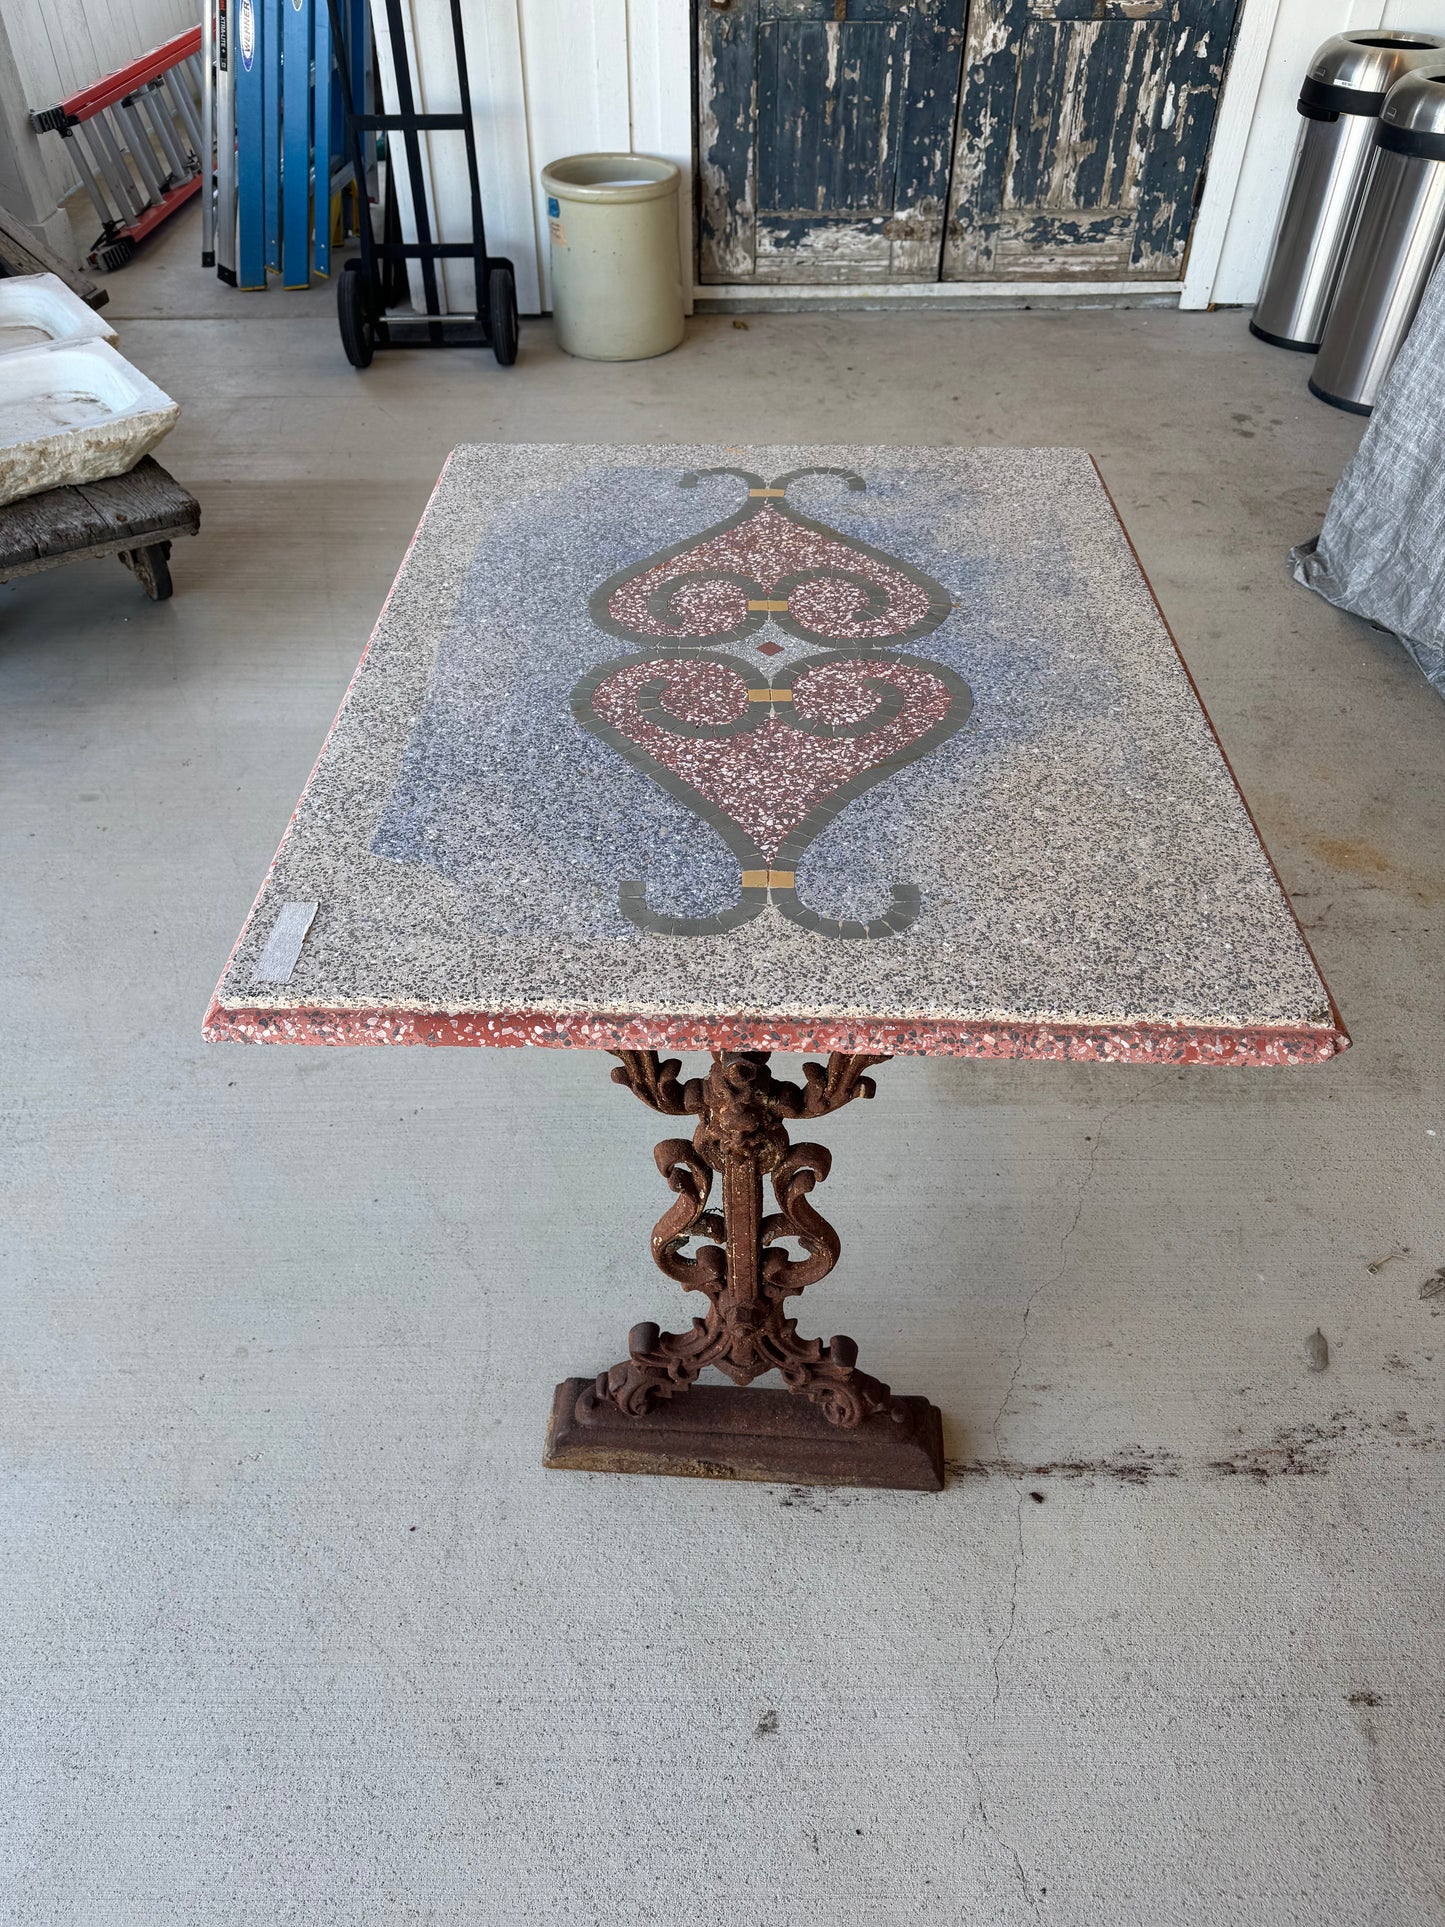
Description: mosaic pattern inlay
573,466,970,937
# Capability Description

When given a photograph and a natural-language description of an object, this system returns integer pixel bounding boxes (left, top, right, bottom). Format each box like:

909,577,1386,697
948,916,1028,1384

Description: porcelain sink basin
0,340,179,507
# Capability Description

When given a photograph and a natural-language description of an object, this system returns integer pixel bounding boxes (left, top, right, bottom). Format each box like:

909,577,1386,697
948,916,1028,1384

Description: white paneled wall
7,0,200,211
375,0,691,316
515,0,630,298
625,0,692,307
8,0,197,101
372,0,540,314
1186,0,1445,308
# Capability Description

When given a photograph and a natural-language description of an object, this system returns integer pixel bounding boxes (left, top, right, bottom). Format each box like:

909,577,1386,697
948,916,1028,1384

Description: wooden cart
0,456,199,601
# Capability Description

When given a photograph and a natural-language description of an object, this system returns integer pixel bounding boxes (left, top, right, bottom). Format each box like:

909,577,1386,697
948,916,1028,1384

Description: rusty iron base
544,1378,944,1492
548,1049,945,1494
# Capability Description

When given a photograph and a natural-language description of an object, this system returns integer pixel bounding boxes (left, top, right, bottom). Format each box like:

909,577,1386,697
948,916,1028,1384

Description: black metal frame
326,0,513,350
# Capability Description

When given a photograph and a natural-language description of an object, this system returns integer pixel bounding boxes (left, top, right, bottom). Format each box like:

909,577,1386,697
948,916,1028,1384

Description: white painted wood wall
6,0,201,212
372,0,691,316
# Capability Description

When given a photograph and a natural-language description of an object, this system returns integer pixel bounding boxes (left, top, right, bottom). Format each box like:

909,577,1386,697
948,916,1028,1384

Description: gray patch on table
213,445,1338,1033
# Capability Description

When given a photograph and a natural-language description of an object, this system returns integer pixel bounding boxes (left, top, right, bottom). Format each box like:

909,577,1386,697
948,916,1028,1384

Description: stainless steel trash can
1311,68,1445,414
540,154,684,362
1251,31,1444,353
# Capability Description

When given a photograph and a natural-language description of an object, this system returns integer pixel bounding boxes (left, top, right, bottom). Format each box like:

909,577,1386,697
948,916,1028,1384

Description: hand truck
326,0,518,368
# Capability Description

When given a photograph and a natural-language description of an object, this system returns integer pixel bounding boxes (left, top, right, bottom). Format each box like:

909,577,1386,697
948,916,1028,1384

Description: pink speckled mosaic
601,501,934,643
577,463,965,938
589,656,956,867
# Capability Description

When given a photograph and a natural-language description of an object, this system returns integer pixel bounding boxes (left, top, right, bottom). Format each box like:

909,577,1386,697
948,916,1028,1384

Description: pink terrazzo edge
202,996,1349,1066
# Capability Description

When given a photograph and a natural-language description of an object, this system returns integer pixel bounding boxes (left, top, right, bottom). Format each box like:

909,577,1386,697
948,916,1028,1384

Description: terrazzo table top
204,444,1347,1066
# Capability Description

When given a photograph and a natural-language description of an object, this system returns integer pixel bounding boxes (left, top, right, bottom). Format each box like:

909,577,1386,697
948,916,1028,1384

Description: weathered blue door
696,0,1241,285
943,0,1242,279
698,0,969,283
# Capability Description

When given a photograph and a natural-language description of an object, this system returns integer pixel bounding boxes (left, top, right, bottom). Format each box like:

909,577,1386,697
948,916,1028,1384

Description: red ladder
32,28,205,271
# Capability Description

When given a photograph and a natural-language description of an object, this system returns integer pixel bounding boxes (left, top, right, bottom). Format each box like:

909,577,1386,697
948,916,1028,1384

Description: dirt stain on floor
1207,1418,1350,1481
1252,794,1445,904
1304,834,1399,883
947,1412,1440,1488
947,1448,1180,1485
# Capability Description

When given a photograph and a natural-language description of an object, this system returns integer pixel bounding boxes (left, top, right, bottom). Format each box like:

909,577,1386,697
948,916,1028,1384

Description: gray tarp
1290,258,1445,700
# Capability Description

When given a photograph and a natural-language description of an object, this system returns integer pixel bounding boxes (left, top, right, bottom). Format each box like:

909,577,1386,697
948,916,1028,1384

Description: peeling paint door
942,0,1242,281
698,0,969,284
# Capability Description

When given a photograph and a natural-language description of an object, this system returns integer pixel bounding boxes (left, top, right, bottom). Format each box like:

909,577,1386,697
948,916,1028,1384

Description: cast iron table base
542,1047,945,1492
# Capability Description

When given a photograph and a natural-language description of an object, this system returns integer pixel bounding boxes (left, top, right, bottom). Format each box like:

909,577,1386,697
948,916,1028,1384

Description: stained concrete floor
4,210,1444,1925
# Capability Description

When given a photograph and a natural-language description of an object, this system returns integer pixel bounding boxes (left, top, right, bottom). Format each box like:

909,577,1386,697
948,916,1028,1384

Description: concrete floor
4,211,1444,1925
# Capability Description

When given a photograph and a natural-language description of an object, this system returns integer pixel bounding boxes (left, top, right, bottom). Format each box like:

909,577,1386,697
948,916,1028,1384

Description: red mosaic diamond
756,640,783,657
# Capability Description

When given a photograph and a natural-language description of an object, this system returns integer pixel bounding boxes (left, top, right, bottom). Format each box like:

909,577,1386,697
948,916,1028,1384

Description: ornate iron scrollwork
585,1049,894,1428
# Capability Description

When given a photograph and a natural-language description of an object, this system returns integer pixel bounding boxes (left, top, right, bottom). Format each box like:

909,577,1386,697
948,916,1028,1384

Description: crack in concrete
990,1100,1128,1460
960,1755,1039,1910
975,1093,1138,1909
991,1487,1027,1709
947,1415,1441,1486
976,1783,1039,1909
947,1446,1181,1482
985,1100,1131,1716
